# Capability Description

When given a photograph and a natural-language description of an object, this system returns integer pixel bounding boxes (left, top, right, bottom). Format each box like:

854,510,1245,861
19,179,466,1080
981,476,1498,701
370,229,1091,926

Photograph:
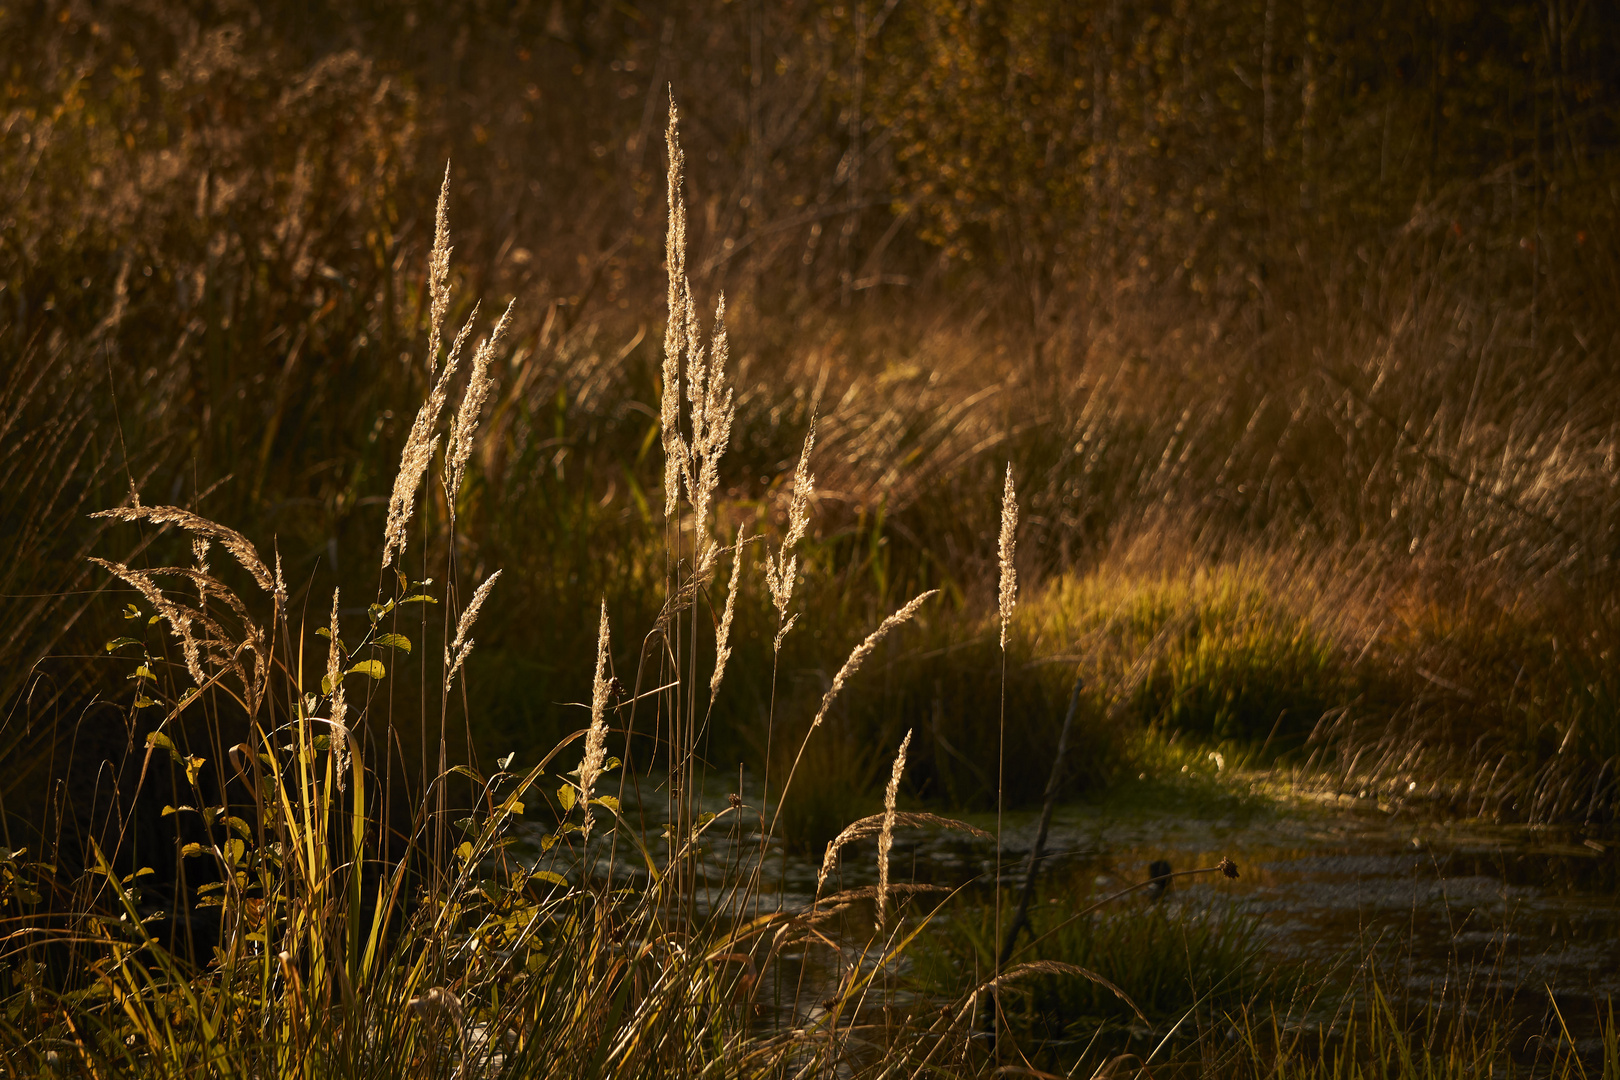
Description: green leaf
556,784,576,812
398,594,439,605
347,660,386,680
131,665,155,680
122,604,142,620
320,675,334,696
145,731,175,753
374,633,412,654
132,696,155,709
455,841,475,862
226,817,254,841
591,796,621,814
314,626,332,639
180,843,207,858
105,637,141,653
530,871,568,888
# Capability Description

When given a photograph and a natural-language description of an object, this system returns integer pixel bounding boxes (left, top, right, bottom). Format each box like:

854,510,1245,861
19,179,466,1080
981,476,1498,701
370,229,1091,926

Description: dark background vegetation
5,0,1620,836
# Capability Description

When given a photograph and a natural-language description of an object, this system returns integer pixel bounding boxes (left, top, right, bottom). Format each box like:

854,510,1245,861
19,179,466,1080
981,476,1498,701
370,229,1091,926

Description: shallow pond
518,769,1620,1056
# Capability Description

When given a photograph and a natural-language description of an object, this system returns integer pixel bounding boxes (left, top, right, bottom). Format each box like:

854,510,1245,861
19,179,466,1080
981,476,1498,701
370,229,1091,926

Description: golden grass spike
812,590,937,730
446,298,514,500
710,537,745,699
876,728,912,931
661,93,689,518
998,461,1018,649
426,162,453,373
445,569,502,692
579,599,612,842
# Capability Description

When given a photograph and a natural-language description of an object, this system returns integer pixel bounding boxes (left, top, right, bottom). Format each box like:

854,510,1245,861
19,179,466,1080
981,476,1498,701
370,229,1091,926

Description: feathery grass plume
383,304,479,568
998,462,1018,649
710,536,745,699
661,94,689,517
324,588,350,791
764,417,817,625
876,728,912,932
578,600,612,842
812,590,937,730
90,504,275,593
426,163,453,373
445,569,502,692
690,296,735,575
445,298,515,501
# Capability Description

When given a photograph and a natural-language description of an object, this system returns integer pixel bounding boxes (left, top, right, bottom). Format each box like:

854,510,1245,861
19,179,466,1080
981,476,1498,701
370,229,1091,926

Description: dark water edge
514,768,1620,1061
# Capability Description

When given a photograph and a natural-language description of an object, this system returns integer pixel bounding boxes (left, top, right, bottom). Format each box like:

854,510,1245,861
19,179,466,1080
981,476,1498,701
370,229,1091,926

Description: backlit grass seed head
91,504,274,593
446,298,514,501
764,418,816,624
383,236,480,568
91,559,204,685
876,728,912,932
999,462,1018,649
661,95,689,518
426,163,453,373
579,599,612,842
325,588,349,790
446,569,502,692
710,538,744,699
691,296,735,574
812,590,937,730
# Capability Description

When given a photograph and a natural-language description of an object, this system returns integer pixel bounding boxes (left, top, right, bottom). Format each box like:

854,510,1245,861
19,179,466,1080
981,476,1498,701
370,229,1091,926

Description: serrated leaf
347,660,386,680
556,785,576,812
374,633,412,654
530,871,568,888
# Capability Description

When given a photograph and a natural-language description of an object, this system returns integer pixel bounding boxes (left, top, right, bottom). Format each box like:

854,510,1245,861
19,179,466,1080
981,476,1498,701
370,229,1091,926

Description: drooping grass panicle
90,504,275,594
710,535,745,700
446,298,514,501
426,162,453,373
876,728,912,932
578,599,612,842
89,558,205,686
764,417,817,628
661,95,690,519
445,569,502,692
998,462,1018,650
818,812,990,895
812,589,937,730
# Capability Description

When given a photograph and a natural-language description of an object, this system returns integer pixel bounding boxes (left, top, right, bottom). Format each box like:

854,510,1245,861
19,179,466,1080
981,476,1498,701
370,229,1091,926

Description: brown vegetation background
4,0,1620,825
